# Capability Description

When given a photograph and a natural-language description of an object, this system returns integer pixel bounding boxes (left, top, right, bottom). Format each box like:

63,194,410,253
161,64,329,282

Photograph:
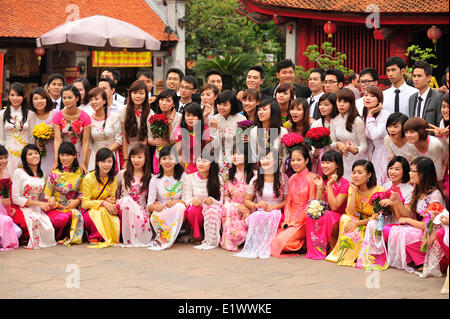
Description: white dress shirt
382,82,418,115
414,88,430,118
307,91,324,118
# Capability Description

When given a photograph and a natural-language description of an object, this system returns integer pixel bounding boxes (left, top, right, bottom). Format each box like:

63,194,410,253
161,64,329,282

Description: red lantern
273,14,280,25
34,47,45,66
427,25,442,51
324,21,337,39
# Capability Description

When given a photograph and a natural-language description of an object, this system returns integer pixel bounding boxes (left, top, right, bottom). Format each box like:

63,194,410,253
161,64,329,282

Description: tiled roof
249,0,449,14
0,0,177,41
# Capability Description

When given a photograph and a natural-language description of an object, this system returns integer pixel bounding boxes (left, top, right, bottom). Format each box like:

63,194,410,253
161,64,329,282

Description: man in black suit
261,59,311,101
409,60,442,126
177,75,200,114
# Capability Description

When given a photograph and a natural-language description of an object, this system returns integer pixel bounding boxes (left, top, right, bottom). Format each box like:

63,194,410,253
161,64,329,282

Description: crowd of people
0,56,448,294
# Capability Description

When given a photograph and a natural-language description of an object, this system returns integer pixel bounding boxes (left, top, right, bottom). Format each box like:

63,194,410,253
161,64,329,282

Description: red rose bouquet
369,190,392,214
0,178,12,198
149,114,169,139
305,127,332,149
281,132,305,153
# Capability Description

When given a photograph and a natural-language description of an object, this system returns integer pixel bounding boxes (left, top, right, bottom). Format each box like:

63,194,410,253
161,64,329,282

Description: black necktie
394,89,400,113
416,96,423,118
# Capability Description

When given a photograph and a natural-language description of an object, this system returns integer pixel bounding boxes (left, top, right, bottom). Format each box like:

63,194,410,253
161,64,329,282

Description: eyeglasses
323,80,338,85
358,80,376,85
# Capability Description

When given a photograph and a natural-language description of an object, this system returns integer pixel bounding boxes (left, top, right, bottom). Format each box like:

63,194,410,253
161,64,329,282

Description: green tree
186,0,284,89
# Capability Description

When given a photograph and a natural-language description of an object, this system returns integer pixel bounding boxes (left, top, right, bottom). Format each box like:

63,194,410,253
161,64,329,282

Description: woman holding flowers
149,89,181,174
120,80,153,167
235,150,288,259
220,143,255,251
87,87,122,172
0,145,21,250
44,142,83,246
28,87,57,173
362,86,389,185
11,144,56,249
330,88,368,181
386,157,447,276
305,150,349,260
209,90,247,178
80,148,119,248
147,146,186,250
0,82,32,176
182,151,223,248
325,160,384,267
116,144,153,247
52,85,91,174
271,142,319,257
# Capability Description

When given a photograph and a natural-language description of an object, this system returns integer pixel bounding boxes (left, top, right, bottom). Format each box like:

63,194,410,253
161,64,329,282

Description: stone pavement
0,242,447,299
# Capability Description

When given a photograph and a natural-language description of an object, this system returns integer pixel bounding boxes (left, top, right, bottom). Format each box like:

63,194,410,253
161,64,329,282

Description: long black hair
157,146,184,180
253,148,283,199
21,144,43,178
94,148,116,185
123,144,152,193
60,85,82,108
196,151,221,201
154,89,179,114
4,82,29,130
56,142,79,172
228,143,255,185
125,80,150,141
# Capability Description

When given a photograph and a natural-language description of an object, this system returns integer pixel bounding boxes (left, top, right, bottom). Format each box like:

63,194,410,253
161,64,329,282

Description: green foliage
186,0,285,89
405,45,438,78
294,42,353,84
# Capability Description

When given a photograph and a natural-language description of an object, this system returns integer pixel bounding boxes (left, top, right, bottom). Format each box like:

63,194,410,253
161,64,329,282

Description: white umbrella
36,15,161,51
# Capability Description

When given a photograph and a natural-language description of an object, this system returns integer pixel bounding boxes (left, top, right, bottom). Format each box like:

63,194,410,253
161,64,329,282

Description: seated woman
325,160,384,267
80,148,119,248
11,144,56,249
235,150,288,259
386,156,447,277
147,146,186,250
305,150,349,260
44,142,83,246
271,143,318,258
116,144,153,247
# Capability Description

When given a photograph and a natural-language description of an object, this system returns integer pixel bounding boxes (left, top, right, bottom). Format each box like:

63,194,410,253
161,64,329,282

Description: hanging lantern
34,47,45,66
273,14,280,25
324,21,337,39
427,25,442,51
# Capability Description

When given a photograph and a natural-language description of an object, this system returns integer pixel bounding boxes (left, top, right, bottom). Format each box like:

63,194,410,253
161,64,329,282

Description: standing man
236,65,265,102
382,56,418,116
100,68,126,105
46,73,65,110
345,73,361,99
307,68,325,120
409,60,442,126
205,69,223,92
261,59,311,101
98,77,125,114
165,68,184,93
355,68,379,116
137,68,155,103
178,75,199,114
323,69,344,94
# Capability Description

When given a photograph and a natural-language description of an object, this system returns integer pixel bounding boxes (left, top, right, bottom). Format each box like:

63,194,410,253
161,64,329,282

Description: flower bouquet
149,114,169,151
306,199,329,220
419,202,446,252
369,190,392,241
32,122,54,157
305,127,332,149
281,132,305,154
0,178,12,198
236,120,256,138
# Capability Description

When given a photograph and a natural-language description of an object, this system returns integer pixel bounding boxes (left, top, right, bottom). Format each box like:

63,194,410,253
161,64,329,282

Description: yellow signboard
92,51,152,67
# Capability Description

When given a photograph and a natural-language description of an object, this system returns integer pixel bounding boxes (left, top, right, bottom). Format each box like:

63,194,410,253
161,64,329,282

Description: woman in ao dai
182,153,223,249
362,86,390,185
87,87,122,171
80,148,119,248
11,145,56,249
44,142,83,246
147,147,186,250
28,87,59,174
236,151,288,259
220,144,255,251
330,88,368,181
117,144,153,247
383,113,415,163
0,82,32,176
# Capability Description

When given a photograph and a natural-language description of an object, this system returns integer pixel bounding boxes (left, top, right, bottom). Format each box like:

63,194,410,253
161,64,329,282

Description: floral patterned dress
325,185,385,267
220,170,249,251
147,173,186,250
11,168,56,249
116,170,152,247
52,110,91,163
43,167,83,246
0,107,32,176
0,172,21,251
